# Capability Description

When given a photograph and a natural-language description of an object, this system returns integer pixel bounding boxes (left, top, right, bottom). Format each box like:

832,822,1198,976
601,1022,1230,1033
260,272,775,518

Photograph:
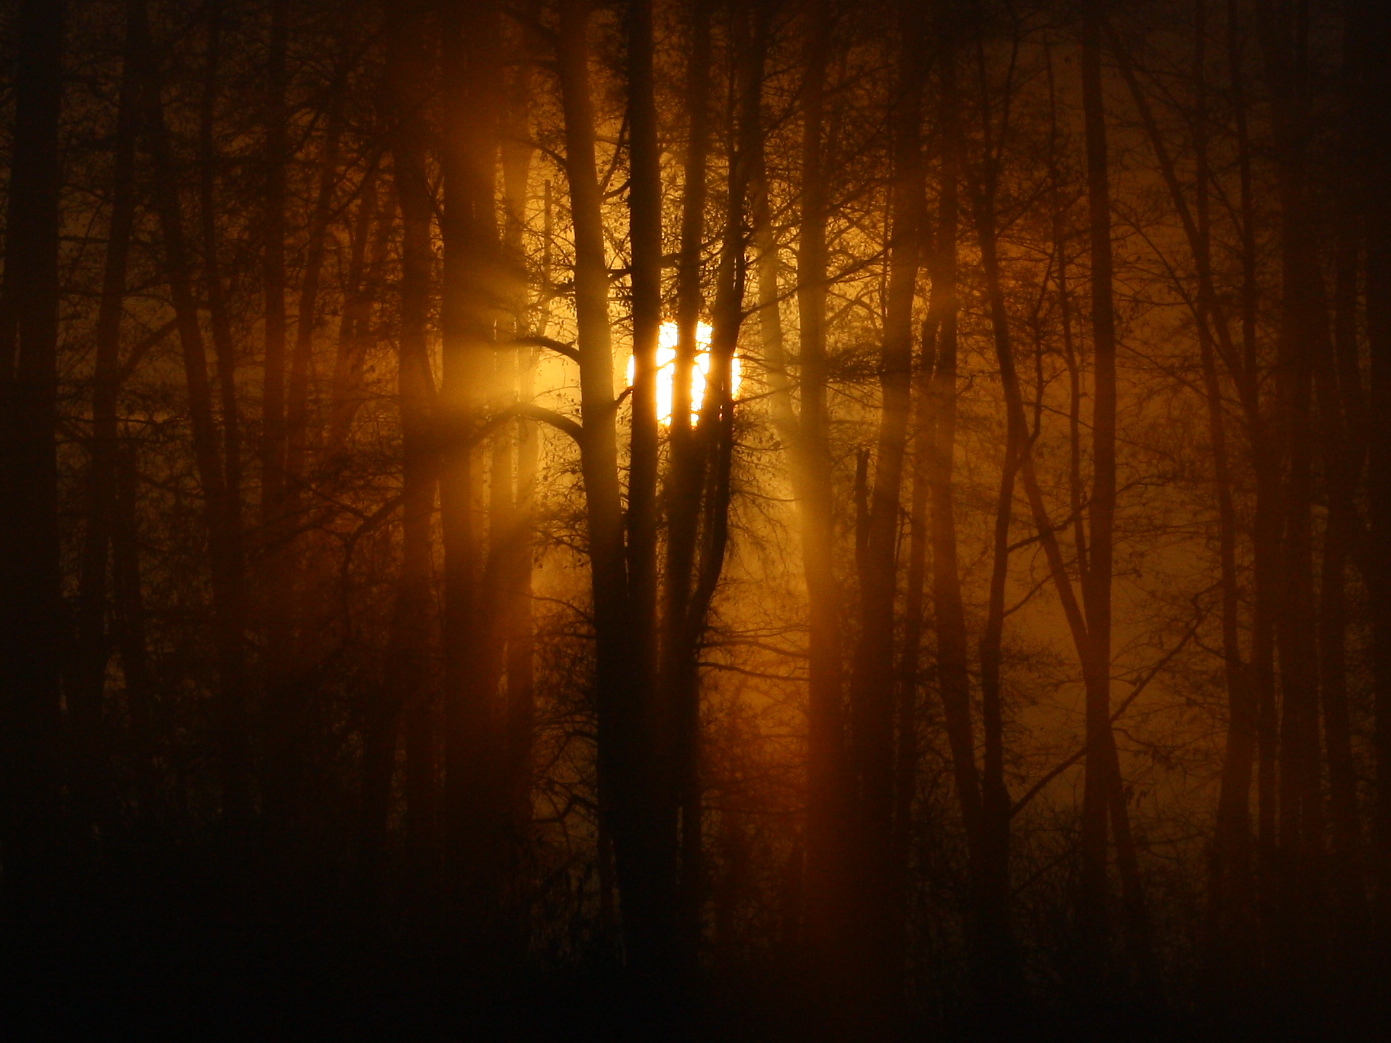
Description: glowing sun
627,321,741,426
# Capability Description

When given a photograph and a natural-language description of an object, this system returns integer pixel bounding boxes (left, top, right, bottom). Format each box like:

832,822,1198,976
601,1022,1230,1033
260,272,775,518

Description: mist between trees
1,0,1389,1038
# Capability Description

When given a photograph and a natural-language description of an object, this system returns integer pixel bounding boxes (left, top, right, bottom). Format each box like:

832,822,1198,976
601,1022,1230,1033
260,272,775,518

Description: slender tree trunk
1079,0,1126,981
137,0,251,826
326,170,384,462
258,3,293,806
113,442,155,816
264,54,347,854
261,0,290,525
71,0,143,843
500,7,539,930
197,1,245,556
963,27,1024,1005
286,64,346,493
966,148,1038,1019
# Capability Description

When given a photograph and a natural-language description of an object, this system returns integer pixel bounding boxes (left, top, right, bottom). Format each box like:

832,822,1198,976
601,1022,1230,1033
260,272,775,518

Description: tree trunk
500,5,539,934
71,0,142,844
0,0,66,924
964,24,1024,1007
1079,0,1125,981
439,0,503,928
382,0,440,888
663,7,713,965
326,169,384,462
137,0,252,826
197,0,245,558
557,0,660,973
1260,0,1329,983
625,0,677,975
1356,0,1391,947
261,0,290,526
793,0,849,983
846,2,925,1007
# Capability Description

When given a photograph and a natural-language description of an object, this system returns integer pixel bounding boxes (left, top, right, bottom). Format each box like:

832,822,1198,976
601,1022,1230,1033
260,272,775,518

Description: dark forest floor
2,865,1387,1043
6,925,1388,1043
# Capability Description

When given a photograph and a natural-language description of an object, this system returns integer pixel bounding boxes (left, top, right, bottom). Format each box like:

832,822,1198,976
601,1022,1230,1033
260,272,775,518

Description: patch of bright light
627,321,740,426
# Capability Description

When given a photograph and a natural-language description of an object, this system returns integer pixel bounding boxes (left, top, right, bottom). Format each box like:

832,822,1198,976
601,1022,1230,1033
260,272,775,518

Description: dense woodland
1,0,1389,1037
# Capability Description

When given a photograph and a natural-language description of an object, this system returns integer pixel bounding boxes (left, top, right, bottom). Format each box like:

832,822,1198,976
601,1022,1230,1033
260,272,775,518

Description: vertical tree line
1,0,1388,1035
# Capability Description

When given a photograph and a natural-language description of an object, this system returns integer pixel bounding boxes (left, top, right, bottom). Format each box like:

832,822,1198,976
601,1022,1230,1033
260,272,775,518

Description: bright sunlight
627,321,742,426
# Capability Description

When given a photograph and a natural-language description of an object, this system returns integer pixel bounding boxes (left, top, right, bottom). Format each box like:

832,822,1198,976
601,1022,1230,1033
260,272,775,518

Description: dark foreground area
4,878,1388,1043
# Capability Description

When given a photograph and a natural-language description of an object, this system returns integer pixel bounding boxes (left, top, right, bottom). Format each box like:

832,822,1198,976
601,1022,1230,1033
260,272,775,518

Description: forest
1,0,1388,1037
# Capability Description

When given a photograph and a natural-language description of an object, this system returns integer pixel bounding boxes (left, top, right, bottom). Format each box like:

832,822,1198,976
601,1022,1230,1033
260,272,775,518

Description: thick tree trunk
626,0,662,767
439,0,503,927
1319,15,1368,950
557,0,661,973
663,7,713,966
793,0,849,982
1261,0,1329,982
383,0,439,886
1222,0,1282,904
1356,0,1391,946
846,3,926,1007
1201,25,1256,986
0,0,66,922
625,0,678,974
